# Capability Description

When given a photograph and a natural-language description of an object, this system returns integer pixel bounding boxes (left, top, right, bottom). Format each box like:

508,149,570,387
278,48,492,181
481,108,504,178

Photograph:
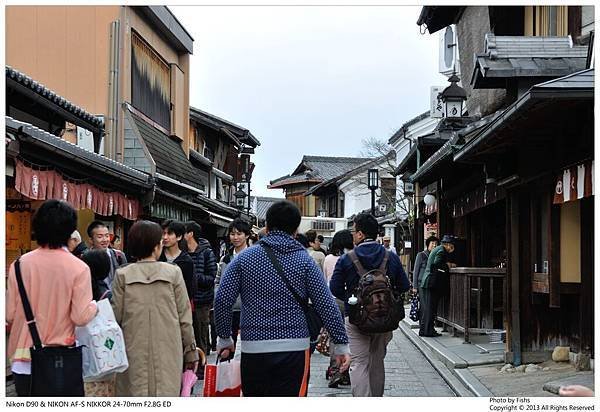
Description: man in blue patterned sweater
215,200,351,396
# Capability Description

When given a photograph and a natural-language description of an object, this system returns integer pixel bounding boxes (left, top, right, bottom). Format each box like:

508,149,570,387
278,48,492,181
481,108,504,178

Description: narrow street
307,329,456,397
194,328,456,397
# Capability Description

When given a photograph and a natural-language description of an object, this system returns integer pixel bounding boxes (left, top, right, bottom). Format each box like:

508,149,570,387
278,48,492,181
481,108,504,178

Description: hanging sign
553,160,594,204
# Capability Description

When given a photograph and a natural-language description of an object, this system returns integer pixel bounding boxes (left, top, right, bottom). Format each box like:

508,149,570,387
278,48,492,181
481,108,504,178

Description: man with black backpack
184,221,217,378
330,212,410,397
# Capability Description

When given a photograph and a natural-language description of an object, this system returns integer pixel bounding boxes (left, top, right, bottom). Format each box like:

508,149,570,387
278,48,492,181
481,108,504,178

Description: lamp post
440,73,467,118
368,168,379,216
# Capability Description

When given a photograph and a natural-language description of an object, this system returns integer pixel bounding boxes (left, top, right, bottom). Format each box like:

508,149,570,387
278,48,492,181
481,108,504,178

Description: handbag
75,299,128,381
409,291,420,322
260,243,323,342
14,258,85,397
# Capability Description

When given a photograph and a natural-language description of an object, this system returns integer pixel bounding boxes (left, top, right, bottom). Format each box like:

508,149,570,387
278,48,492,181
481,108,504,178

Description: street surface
195,328,455,397
5,329,455,397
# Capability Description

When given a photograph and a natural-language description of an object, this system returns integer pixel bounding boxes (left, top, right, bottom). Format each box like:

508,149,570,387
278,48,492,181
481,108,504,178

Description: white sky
170,5,447,197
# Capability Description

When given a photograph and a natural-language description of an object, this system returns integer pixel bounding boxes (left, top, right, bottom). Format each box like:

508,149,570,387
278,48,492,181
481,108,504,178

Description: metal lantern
367,168,379,190
440,73,467,118
234,186,246,209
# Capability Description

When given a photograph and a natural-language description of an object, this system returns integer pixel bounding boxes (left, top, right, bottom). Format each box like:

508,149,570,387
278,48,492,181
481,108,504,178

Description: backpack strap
347,250,368,277
378,250,390,273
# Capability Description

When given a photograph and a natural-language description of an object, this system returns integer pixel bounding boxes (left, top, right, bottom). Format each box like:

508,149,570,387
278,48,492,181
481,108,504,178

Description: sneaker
328,375,342,388
339,372,351,386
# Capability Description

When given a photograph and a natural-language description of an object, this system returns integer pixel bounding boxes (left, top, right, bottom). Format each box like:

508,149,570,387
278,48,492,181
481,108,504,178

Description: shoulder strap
347,250,368,277
14,259,43,350
378,250,390,273
259,242,309,313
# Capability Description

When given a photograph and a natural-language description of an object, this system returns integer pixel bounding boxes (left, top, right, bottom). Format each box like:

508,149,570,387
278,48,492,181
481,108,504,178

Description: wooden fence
437,267,506,343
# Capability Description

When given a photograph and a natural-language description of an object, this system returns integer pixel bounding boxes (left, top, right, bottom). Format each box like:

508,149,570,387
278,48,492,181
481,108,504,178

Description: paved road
307,328,456,397
5,329,455,397
196,328,455,397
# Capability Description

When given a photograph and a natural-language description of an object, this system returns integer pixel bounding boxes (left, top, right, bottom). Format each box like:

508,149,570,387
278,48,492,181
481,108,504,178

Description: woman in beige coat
112,220,199,397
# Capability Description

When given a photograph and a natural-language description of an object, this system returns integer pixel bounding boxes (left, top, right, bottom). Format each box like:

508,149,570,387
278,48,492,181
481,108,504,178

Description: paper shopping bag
203,359,241,397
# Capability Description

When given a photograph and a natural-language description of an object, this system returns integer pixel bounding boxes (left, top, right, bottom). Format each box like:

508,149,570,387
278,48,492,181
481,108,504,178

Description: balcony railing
437,267,506,343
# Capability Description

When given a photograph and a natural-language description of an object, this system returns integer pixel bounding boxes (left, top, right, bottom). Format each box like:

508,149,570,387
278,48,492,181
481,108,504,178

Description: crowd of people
10,199,590,398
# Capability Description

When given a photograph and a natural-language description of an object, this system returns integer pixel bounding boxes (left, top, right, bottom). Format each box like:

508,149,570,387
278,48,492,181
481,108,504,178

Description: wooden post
509,191,522,365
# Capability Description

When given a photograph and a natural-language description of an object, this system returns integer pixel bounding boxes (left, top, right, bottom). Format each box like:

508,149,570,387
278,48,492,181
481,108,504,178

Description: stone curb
398,321,474,397
454,368,494,396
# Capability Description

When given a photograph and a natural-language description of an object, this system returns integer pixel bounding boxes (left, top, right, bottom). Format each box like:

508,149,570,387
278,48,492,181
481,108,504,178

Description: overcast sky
170,6,447,197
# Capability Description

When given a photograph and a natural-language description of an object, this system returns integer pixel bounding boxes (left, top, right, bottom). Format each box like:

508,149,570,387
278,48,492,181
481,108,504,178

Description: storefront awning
14,159,141,220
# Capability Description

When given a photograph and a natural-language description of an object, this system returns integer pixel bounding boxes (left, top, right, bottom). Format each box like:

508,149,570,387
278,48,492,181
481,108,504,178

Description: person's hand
185,360,199,372
411,288,418,295
448,263,457,268
218,345,235,361
335,354,351,373
559,385,594,397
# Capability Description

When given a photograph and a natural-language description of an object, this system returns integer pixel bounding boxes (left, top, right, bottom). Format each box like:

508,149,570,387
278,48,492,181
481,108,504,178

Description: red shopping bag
202,358,242,397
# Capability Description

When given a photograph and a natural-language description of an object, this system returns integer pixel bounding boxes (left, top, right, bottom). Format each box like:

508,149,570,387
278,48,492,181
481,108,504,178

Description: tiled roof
534,67,594,89
6,116,150,186
6,65,104,129
269,156,371,189
295,156,371,181
472,34,588,88
130,112,203,190
268,172,322,189
251,196,283,221
190,106,261,147
305,152,394,196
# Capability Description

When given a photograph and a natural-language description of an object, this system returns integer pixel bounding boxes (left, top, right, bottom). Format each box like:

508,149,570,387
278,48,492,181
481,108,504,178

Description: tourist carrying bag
14,259,85,396
260,243,323,343
203,356,242,397
75,298,128,380
347,250,405,334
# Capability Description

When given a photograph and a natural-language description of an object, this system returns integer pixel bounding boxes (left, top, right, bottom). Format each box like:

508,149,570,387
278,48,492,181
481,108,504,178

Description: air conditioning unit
439,24,460,77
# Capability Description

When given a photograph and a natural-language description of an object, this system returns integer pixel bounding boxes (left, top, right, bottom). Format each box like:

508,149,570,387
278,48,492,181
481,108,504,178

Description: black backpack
347,250,405,333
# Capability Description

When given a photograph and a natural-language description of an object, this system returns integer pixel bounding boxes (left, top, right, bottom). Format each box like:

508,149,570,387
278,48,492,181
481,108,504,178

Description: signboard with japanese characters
430,86,444,118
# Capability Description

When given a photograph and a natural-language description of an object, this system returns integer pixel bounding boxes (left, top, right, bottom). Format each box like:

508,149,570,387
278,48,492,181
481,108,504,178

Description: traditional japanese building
410,5,594,366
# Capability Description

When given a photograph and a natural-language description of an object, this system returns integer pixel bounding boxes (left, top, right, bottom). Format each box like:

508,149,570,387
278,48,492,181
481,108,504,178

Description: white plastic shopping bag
76,299,128,380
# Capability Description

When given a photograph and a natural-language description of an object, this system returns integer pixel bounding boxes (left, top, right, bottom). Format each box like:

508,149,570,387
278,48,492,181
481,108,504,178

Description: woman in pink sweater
6,200,97,396
322,229,354,388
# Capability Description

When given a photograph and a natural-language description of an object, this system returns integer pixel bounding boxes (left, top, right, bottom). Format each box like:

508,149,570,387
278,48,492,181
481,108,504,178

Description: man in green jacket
419,235,456,337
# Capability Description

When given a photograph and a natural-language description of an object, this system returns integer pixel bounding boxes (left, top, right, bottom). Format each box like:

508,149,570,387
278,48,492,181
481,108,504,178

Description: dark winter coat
412,249,431,288
188,239,217,306
330,240,410,314
420,245,450,290
72,242,88,259
159,250,196,301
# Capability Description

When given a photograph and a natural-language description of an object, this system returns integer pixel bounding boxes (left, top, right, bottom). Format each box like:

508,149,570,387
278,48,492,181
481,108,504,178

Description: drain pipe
107,20,121,160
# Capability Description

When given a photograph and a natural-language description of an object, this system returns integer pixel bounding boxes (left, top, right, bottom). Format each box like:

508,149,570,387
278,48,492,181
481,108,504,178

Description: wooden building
406,5,595,365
